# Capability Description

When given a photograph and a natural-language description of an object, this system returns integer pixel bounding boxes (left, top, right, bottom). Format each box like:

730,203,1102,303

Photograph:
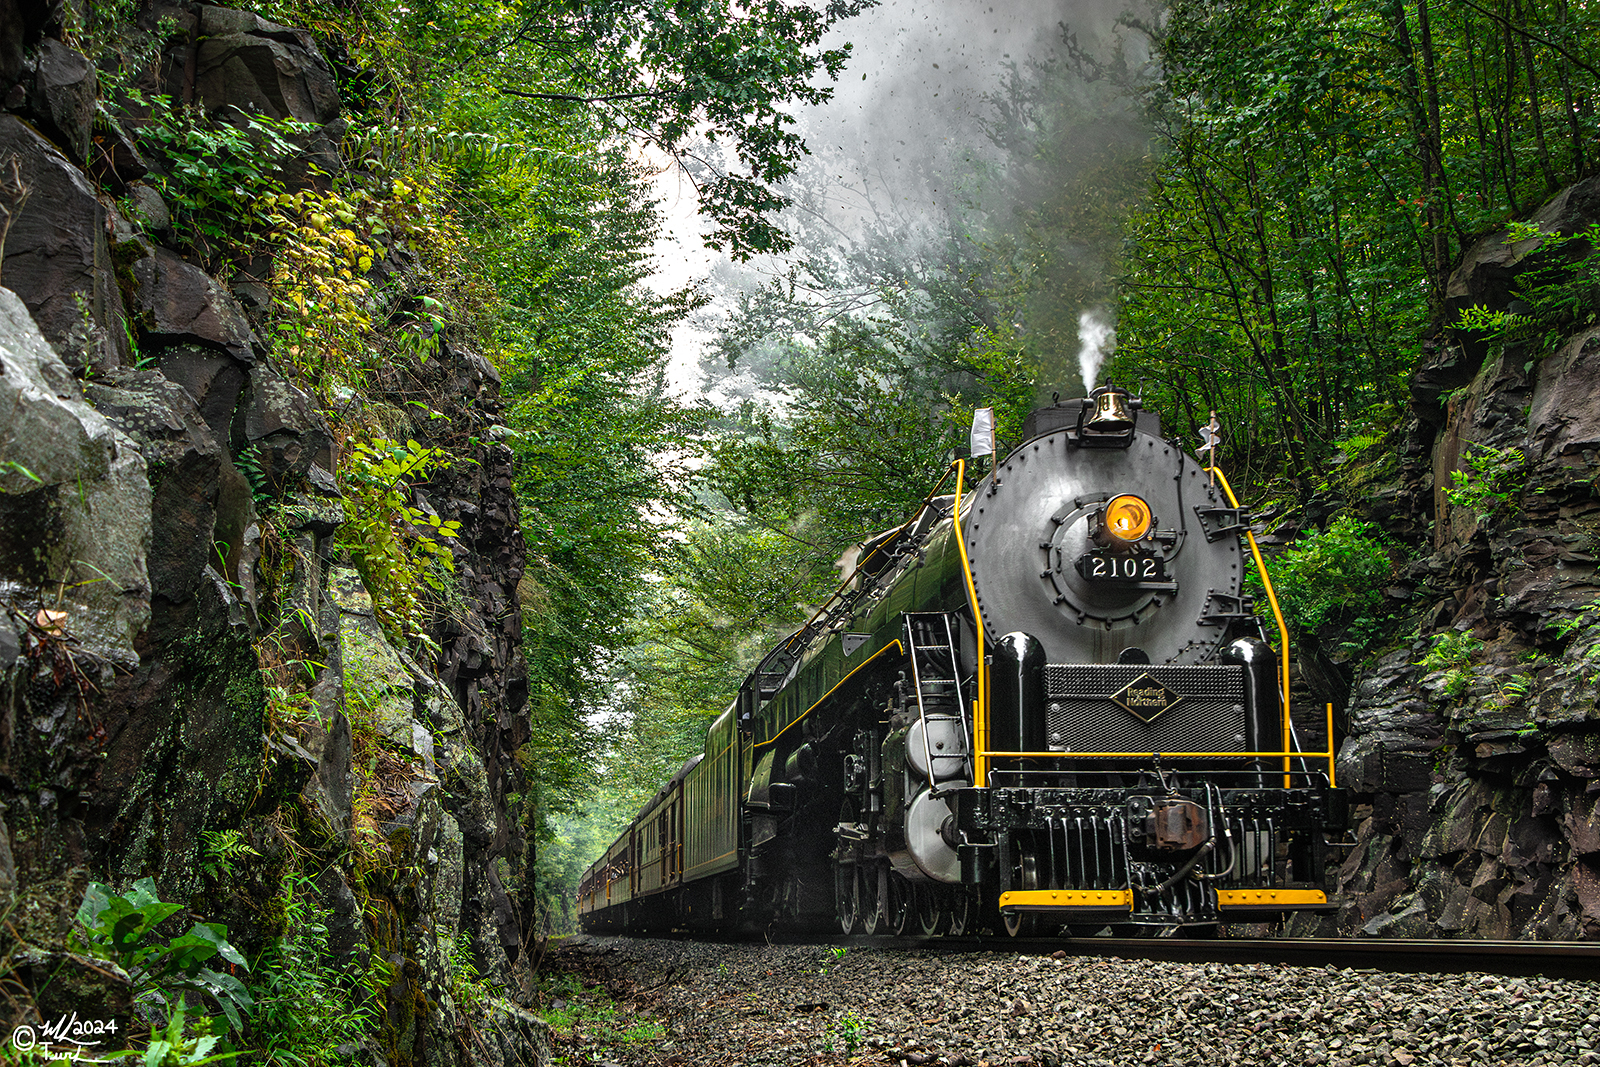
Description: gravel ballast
546,935,1600,1067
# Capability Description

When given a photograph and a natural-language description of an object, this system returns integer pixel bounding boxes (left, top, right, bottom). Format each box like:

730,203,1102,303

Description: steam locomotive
578,386,1347,936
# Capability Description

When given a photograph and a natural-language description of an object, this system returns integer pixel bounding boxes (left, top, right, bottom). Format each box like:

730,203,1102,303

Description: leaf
164,930,222,975
192,922,249,970
75,881,114,931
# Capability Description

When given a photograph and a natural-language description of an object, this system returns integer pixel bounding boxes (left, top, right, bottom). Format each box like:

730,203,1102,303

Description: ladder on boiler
902,612,973,791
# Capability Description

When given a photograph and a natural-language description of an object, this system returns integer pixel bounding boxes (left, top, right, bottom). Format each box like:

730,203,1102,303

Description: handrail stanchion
1206,466,1294,789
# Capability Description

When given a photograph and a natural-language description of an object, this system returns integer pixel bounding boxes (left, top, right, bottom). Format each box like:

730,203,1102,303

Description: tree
1105,0,1600,491
276,0,874,258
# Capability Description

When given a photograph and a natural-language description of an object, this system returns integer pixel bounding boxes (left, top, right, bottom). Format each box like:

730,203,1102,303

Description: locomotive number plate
1074,550,1168,583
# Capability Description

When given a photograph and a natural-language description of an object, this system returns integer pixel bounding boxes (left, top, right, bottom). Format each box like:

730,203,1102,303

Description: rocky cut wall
1315,173,1600,941
0,1,547,1061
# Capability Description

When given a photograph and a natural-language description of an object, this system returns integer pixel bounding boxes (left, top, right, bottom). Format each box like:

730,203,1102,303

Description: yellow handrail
951,458,990,787
981,749,1331,760
984,697,1337,786
1205,466,1294,787
1325,701,1337,787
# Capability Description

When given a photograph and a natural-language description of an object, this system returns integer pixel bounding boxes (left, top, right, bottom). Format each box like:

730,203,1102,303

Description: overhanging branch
497,86,692,104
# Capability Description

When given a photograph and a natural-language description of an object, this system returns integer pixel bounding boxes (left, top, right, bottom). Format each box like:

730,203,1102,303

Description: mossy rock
10,950,135,1048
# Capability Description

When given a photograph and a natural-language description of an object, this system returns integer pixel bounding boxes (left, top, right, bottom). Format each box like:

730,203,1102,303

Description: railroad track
757,932,1600,979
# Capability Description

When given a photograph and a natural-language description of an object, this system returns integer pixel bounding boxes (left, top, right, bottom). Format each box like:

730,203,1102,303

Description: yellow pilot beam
998,889,1134,910
1216,888,1329,909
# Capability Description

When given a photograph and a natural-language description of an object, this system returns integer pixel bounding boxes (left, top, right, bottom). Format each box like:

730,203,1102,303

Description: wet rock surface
1318,168,1600,943
0,112,129,371
0,4,537,1063
552,936,1600,1067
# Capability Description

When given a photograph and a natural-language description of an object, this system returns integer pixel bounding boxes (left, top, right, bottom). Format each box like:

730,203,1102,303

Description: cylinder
989,631,1047,754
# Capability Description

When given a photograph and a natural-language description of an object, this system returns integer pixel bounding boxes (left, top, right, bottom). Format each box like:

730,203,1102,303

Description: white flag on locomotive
969,407,996,458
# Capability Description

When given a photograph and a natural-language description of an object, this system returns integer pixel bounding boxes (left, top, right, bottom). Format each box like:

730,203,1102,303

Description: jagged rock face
0,5,542,1062
0,287,151,662
191,6,341,124
0,114,131,371
32,37,95,161
1325,174,1600,942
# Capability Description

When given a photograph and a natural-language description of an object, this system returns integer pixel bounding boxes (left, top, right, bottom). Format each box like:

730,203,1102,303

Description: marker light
1104,495,1153,541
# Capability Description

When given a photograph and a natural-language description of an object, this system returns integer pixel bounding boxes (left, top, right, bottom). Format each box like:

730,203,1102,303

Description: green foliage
110,1001,239,1067
1446,443,1526,523
1107,0,1600,486
0,459,42,485
1495,672,1534,710
131,94,311,258
1335,431,1385,460
1418,629,1484,700
70,879,254,1033
489,0,876,258
1455,222,1600,357
199,830,259,883
235,447,271,511
246,874,375,1067
336,437,460,644
444,931,498,1012
1452,303,1534,343
704,249,1037,552
257,174,464,395
251,0,872,258
1259,516,1395,652
257,188,378,391
534,972,664,1063
837,1012,864,1057
1549,599,1600,640
488,150,709,860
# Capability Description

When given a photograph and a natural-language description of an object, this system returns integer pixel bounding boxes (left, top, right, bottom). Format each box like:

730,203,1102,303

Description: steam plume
1076,309,1116,390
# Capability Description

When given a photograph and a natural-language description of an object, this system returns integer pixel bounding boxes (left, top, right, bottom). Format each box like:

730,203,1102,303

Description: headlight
1103,494,1152,542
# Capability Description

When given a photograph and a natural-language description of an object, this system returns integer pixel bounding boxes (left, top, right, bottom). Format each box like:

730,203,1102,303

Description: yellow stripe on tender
998,889,1133,910
754,641,905,750
1216,888,1328,908
683,849,738,878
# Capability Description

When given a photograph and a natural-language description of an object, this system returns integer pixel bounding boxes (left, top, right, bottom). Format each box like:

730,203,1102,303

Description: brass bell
1085,386,1135,433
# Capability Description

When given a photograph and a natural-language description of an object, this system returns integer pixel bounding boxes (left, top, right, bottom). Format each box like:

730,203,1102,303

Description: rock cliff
0,1,545,1060
1307,174,1600,940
